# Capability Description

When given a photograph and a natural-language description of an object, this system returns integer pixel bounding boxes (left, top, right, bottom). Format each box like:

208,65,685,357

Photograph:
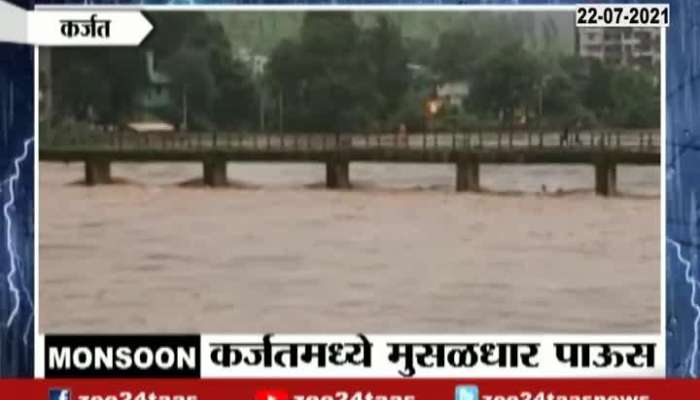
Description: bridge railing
40,129,661,153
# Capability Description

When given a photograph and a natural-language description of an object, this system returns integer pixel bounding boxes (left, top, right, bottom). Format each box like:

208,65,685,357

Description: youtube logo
256,389,289,400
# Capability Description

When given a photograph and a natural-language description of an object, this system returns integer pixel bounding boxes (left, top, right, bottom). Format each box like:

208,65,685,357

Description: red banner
3,379,698,399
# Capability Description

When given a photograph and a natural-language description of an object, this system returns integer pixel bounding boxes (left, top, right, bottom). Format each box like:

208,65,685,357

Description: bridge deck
40,147,660,164
39,130,661,195
40,130,660,165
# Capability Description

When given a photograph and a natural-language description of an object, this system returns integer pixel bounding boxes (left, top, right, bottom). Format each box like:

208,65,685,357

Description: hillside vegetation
212,12,576,56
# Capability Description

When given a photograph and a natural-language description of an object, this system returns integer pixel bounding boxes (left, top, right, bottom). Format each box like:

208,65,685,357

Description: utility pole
538,84,543,123
278,90,283,133
182,84,188,131
538,75,550,126
259,88,266,132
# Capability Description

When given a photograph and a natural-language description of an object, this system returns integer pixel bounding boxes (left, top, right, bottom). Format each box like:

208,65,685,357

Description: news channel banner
0,0,696,396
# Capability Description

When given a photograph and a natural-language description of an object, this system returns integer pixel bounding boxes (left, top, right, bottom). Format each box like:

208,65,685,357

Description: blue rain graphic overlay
666,0,700,379
0,39,35,377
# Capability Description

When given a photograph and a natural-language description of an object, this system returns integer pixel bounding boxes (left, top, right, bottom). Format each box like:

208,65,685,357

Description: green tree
403,36,434,67
266,39,307,131
470,42,543,125
580,59,615,122
267,12,378,132
364,16,411,127
541,72,581,125
211,60,257,130
266,12,415,133
432,26,482,81
609,68,659,128
302,12,376,132
147,12,257,130
205,21,258,129
143,12,215,60
161,48,216,130
51,13,257,130
52,48,147,124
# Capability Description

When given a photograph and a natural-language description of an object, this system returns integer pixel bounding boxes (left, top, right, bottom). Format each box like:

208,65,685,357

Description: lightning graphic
3,137,34,331
667,120,700,377
668,236,700,377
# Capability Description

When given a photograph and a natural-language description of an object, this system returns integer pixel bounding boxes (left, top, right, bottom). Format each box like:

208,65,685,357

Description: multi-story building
141,51,172,111
576,27,661,69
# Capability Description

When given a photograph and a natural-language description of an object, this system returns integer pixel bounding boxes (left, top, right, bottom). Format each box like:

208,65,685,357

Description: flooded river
39,162,660,333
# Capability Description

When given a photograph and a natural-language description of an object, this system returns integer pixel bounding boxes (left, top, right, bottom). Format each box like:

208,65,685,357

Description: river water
39,162,660,333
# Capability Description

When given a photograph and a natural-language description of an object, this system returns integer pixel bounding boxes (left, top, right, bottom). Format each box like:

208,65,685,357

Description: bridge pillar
595,162,617,196
84,159,111,185
456,159,480,192
203,159,227,187
326,161,350,189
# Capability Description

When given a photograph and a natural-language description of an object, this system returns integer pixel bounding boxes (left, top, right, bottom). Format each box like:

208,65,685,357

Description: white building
141,51,172,110
576,27,661,69
235,47,269,78
436,81,470,108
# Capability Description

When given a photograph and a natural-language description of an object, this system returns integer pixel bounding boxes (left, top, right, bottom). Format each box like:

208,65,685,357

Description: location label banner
0,0,152,46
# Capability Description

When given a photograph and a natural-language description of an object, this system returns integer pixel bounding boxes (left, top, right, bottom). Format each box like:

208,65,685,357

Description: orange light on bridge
426,99,441,117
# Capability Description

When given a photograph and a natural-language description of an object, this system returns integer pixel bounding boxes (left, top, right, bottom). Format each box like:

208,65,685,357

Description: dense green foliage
266,13,410,132
52,48,147,124
47,12,660,132
50,12,257,130
146,13,258,130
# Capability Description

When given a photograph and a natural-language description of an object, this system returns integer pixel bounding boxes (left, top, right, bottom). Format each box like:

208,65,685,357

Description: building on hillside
576,27,661,69
436,81,470,109
234,47,269,78
127,121,175,133
140,51,173,111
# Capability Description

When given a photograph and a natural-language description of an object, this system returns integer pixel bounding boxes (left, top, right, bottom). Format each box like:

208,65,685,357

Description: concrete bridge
39,130,660,196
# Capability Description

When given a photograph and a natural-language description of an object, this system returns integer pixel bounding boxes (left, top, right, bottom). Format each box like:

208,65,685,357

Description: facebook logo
49,388,71,400
455,385,479,400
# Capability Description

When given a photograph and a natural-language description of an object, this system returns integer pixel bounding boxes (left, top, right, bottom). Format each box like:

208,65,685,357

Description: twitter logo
455,385,479,400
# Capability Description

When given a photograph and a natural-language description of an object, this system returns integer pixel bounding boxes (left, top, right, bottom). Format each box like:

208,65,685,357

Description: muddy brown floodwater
39,162,660,333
